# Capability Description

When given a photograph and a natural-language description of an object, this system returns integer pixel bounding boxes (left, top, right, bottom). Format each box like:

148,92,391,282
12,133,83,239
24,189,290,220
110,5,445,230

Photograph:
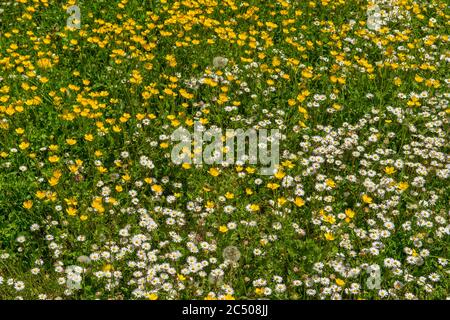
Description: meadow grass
0,0,449,299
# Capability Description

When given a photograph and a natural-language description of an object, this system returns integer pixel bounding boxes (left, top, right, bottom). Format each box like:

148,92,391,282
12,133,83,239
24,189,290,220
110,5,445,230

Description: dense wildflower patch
0,0,449,300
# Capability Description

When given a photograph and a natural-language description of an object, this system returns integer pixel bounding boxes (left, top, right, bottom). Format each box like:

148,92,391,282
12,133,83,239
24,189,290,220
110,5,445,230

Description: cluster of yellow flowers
0,0,448,300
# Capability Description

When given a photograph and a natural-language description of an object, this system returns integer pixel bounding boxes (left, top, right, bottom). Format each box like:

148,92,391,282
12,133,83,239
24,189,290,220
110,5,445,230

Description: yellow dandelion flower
325,179,336,188
336,279,345,286
151,184,163,193
397,182,409,191
102,264,113,272
294,197,305,207
345,209,355,219
384,166,396,175
274,170,286,179
225,192,234,199
19,141,30,150
324,232,335,241
208,167,220,177
66,207,77,216
48,155,60,163
66,138,77,145
177,274,186,281
267,182,280,190
362,194,373,204
23,200,33,209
